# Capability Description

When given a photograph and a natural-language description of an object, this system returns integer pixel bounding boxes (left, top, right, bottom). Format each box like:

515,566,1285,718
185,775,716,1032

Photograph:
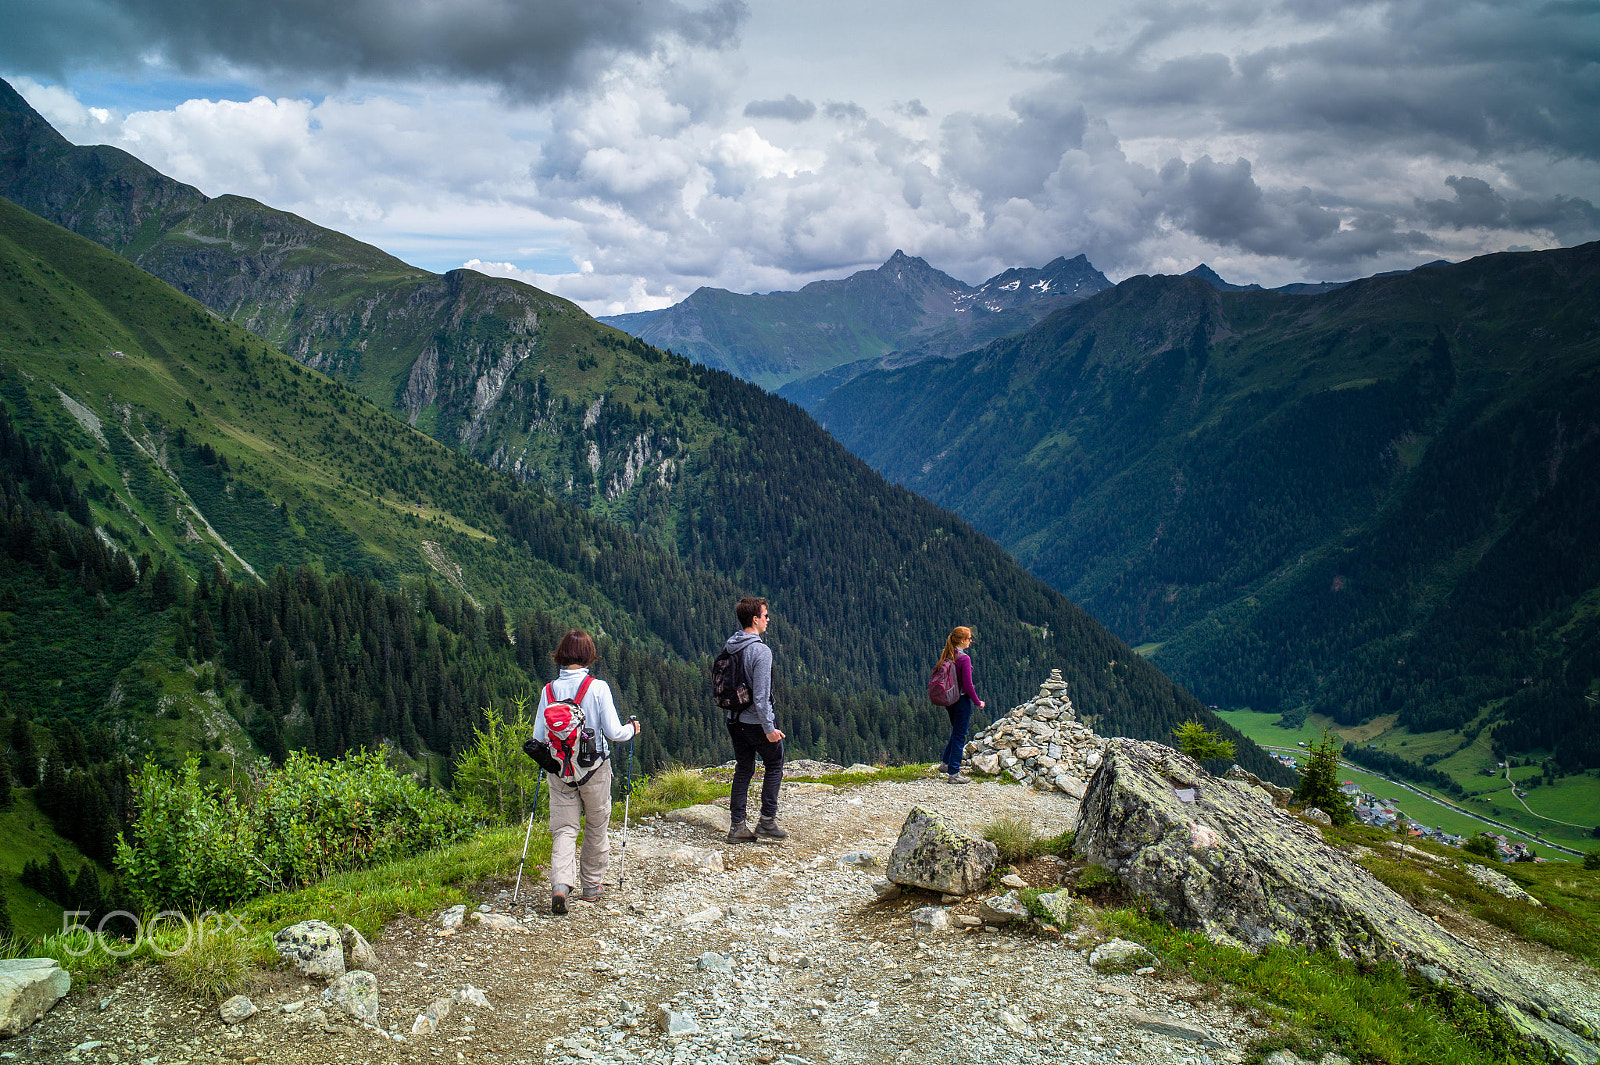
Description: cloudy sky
6,0,1599,312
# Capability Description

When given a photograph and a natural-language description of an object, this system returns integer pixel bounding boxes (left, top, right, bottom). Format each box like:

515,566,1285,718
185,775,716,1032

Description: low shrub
116,749,473,910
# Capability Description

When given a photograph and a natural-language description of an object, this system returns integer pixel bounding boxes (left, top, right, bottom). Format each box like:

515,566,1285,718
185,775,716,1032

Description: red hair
939,626,972,666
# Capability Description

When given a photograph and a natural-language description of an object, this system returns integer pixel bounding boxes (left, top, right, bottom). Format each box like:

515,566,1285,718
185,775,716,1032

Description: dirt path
17,775,1594,1065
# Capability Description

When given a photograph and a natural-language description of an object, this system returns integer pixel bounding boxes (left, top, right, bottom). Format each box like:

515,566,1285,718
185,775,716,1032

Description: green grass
1325,823,1600,970
0,790,101,938
8,823,546,988
1216,710,1591,857
1102,908,1541,1065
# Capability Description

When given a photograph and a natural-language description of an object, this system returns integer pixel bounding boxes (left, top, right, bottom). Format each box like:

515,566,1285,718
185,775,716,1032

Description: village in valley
1268,750,1539,861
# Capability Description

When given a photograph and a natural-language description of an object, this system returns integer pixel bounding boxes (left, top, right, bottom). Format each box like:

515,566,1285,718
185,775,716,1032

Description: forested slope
0,196,1294,792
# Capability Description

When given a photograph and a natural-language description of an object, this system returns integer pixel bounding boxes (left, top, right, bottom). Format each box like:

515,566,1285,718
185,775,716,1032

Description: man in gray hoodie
723,596,788,842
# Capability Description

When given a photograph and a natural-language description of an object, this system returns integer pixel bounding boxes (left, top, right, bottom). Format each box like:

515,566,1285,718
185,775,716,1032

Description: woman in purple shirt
937,625,984,784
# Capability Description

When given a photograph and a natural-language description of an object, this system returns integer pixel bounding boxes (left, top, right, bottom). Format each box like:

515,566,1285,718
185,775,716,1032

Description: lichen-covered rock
0,958,71,1035
1034,890,1078,926
1224,765,1295,805
272,920,345,979
340,923,379,969
1463,862,1541,905
886,806,998,895
322,970,379,1025
1089,938,1155,972
1076,738,1599,1064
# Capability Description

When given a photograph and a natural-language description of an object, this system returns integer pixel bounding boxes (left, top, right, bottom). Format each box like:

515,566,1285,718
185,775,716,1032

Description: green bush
1292,729,1355,826
251,749,472,888
114,757,259,910
115,749,472,910
1582,849,1599,871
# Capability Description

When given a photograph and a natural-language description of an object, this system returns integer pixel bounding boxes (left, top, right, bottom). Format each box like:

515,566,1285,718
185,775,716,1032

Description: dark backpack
522,676,603,786
711,646,753,718
928,657,960,706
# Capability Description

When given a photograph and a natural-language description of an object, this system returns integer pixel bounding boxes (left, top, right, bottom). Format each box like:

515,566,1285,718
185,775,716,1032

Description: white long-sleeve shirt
532,667,638,756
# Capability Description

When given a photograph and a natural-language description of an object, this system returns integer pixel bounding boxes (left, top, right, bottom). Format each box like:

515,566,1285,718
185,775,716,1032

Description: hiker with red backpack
527,629,641,915
714,596,788,843
930,626,984,784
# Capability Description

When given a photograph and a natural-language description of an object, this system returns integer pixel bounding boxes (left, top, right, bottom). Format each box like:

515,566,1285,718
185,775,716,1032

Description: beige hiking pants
547,759,612,895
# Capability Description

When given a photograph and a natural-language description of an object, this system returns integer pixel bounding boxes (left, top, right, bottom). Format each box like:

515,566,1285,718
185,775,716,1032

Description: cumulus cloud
743,94,815,121
2,0,747,101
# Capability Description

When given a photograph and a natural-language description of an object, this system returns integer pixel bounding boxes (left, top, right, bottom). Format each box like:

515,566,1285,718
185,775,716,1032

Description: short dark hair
553,629,597,668
736,596,768,629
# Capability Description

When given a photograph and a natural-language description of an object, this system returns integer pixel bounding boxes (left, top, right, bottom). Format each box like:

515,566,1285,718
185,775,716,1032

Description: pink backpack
928,658,959,706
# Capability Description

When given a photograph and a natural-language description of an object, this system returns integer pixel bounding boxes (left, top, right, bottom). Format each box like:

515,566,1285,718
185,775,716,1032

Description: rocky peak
1181,263,1262,292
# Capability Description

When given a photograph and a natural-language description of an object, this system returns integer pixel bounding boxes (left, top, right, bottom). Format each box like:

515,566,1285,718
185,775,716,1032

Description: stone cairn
961,670,1104,797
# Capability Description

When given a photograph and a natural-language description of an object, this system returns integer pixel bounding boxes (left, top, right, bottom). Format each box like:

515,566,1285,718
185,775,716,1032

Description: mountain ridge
811,245,1600,772
599,248,1114,390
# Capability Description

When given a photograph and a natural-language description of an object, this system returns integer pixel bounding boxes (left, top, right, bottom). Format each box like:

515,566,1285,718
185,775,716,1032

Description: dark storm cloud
1420,176,1600,241
743,94,815,121
2,0,747,100
1160,154,1429,262
1052,0,1600,161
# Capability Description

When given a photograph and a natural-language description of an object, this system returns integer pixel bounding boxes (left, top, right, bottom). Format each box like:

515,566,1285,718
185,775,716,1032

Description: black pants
728,720,785,822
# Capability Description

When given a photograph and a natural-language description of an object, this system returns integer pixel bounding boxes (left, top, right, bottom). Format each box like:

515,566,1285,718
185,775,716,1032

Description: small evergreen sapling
1171,719,1236,762
1291,729,1354,826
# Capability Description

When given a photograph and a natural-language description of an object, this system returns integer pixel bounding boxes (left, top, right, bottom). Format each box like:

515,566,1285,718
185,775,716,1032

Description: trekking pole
617,718,638,890
512,770,543,907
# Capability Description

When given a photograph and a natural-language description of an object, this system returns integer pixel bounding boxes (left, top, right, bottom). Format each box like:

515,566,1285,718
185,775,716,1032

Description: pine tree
44,851,72,905
9,716,38,787
1292,729,1354,826
0,752,11,809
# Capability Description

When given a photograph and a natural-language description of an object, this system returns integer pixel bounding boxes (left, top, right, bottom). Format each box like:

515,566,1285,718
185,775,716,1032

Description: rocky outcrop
962,670,1104,795
0,958,70,1035
1076,738,1599,1063
1223,764,1295,806
886,806,998,895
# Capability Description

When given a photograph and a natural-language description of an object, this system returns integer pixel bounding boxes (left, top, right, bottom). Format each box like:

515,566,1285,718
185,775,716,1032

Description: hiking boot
552,887,569,915
947,772,972,784
580,885,605,903
755,817,789,840
726,821,758,844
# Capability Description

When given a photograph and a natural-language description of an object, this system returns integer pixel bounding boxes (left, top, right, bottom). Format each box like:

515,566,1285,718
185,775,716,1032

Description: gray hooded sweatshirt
722,630,775,734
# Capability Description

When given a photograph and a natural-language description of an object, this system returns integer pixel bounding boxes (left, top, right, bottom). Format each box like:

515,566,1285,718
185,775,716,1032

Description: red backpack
928,658,960,706
538,677,603,785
